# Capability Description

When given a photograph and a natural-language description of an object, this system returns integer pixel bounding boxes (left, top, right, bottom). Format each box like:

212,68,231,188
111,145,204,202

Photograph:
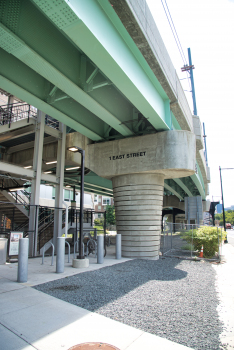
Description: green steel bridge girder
64,171,113,197
0,0,207,200
0,0,171,143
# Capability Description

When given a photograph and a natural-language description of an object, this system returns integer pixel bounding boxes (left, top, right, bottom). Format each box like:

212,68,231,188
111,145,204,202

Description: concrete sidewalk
0,245,233,350
212,243,234,349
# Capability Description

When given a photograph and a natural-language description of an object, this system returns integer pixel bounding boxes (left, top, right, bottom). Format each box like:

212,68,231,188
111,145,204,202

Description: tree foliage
180,226,222,258
215,210,234,226
106,205,116,226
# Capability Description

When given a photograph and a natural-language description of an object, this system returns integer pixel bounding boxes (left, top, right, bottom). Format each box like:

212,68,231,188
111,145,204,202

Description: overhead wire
161,0,191,94
163,0,187,65
160,0,186,65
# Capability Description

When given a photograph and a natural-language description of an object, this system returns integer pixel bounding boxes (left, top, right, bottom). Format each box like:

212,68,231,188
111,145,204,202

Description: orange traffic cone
199,245,203,258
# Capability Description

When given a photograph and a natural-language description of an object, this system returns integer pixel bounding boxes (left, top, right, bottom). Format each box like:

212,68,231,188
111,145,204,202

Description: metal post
17,238,29,283
219,166,227,237
67,146,85,260
77,148,85,259
75,209,78,248
97,235,104,264
56,237,65,273
104,211,107,254
171,223,173,250
191,225,193,258
173,209,176,233
28,104,30,123
188,48,197,116
72,186,75,201
116,234,121,259
65,240,70,263
34,205,39,257
78,149,85,259
12,207,15,230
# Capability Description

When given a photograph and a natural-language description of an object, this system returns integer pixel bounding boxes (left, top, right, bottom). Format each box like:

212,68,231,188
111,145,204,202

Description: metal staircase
0,175,59,252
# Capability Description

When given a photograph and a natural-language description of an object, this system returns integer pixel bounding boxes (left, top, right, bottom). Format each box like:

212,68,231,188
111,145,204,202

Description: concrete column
7,95,14,105
116,233,121,259
112,173,164,259
97,235,104,264
56,237,65,273
17,238,29,283
53,123,66,250
28,111,45,256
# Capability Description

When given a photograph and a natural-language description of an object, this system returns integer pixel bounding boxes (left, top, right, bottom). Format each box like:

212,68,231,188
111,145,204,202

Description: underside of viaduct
0,0,210,259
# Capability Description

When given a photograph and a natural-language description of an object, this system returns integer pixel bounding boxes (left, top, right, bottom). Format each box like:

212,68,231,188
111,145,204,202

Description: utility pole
188,48,197,116
181,47,197,116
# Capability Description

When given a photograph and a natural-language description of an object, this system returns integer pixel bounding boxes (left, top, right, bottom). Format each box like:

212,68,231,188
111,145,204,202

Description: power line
164,0,187,64
160,0,185,65
160,0,191,93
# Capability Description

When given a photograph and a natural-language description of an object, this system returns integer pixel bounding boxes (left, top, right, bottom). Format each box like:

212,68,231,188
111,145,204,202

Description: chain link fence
160,223,224,260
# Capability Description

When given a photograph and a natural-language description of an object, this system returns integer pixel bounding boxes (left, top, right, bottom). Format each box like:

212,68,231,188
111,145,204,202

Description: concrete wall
163,195,185,211
192,115,204,152
86,130,196,180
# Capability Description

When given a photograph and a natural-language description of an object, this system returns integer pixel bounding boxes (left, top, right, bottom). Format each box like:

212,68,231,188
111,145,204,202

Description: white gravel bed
34,258,224,350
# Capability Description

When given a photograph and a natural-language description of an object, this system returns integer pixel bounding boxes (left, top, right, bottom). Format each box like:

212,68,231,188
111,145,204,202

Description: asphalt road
226,228,234,247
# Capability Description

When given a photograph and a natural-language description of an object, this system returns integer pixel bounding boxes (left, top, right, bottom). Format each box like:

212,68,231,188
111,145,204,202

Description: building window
98,196,101,203
94,195,98,202
98,205,101,210
103,197,110,205
64,189,71,201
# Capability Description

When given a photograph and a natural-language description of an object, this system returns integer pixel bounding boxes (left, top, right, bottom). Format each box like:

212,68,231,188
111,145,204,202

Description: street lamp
219,166,234,243
68,146,85,259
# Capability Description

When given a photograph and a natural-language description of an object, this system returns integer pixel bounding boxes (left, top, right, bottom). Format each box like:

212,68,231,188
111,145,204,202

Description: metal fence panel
160,223,222,260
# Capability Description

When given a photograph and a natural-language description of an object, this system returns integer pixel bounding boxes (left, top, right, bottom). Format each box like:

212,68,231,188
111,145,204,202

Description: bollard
56,237,65,273
116,234,121,259
17,238,29,283
97,235,104,264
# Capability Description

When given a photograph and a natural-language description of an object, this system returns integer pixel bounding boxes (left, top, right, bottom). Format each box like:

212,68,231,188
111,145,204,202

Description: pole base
73,258,89,268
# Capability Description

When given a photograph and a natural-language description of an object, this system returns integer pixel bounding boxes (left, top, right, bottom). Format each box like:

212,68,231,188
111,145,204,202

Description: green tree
215,213,222,221
106,205,116,226
215,210,234,226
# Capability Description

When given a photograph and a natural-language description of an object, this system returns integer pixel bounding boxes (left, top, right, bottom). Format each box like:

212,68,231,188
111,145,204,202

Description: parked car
226,223,231,229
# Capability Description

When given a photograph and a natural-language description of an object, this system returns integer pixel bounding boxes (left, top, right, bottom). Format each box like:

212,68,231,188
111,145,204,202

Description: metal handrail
0,102,37,126
0,103,60,130
7,191,30,211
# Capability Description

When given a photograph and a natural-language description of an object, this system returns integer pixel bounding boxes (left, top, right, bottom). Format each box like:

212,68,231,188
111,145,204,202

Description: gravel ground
34,258,224,350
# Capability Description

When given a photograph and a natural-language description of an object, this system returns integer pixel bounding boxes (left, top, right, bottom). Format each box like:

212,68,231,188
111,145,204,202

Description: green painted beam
64,171,113,197
33,0,171,131
0,22,133,137
83,172,113,190
0,75,102,141
174,178,193,197
164,182,183,200
190,174,206,200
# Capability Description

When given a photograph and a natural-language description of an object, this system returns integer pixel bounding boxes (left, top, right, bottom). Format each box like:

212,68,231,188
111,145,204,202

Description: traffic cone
199,245,203,258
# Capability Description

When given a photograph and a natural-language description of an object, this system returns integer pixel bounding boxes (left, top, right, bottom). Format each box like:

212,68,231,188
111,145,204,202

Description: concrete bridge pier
113,173,164,259
86,130,196,260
